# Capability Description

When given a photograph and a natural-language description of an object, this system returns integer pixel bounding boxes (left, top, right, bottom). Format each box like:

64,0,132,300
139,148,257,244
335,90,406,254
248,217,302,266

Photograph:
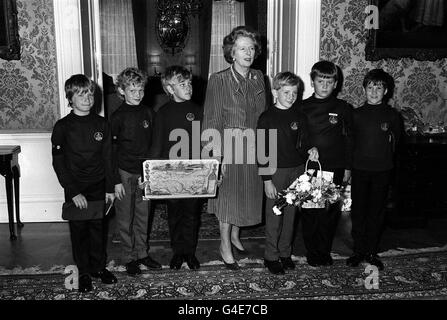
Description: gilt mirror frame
365,0,447,61
0,0,21,61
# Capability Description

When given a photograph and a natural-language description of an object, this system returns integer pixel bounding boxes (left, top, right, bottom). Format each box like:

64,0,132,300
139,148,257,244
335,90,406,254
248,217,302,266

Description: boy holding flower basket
298,61,353,267
257,72,319,275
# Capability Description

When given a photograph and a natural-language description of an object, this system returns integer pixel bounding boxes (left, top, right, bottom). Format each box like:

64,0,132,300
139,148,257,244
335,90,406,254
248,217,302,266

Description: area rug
1,249,447,300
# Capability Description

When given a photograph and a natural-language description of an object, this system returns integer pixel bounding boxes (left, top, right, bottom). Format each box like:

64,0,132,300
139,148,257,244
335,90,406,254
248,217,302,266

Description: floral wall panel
0,0,59,131
320,0,447,129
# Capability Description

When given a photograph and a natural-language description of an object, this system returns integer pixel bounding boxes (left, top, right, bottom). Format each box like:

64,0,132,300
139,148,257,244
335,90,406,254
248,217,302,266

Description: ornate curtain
99,0,138,78
208,0,245,76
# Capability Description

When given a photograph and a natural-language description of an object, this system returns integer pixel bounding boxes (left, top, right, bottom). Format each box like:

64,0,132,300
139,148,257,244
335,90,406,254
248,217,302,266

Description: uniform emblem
290,122,298,130
94,132,103,141
328,113,338,125
55,145,61,150
381,122,389,131
142,120,150,128
186,113,195,121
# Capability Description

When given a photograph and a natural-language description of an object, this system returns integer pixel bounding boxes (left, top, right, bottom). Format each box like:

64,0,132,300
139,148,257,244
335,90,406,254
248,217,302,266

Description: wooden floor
1,214,447,271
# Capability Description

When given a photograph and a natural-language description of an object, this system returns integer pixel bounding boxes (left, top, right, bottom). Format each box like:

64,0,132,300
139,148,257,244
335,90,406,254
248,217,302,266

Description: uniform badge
381,122,389,131
94,132,103,141
186,113,195,121
290,122,298,130
328,113,338,125
142,120,150,128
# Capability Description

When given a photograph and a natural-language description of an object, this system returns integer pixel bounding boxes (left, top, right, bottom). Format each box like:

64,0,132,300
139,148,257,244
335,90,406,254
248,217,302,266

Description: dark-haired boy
149,65,203,270
298,60,353,267
346,68,401,271
51,74,117,292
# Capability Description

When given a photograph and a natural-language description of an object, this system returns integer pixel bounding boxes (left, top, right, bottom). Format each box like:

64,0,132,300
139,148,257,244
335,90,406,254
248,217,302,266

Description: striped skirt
207,163,263,227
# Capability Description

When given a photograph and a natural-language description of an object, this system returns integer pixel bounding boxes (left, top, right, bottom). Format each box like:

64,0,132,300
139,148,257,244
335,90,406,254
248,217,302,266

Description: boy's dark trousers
350,169,391,256
69,219,106,275
115,169,150,262
264,166,303,261
301,168,344,261
166,198,202,256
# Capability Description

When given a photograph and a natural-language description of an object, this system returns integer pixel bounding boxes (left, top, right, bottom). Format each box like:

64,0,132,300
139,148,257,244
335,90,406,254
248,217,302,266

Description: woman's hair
116,67,148,91
222,25,261,64
272,71,301,91
64,74,95,106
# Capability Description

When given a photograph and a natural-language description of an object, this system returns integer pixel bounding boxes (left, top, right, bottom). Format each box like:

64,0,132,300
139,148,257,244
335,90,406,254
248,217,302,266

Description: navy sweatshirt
111,102,155,181
298,94,353,170
149,100,203,160
257,104,311,181
51,111,114,202
352,102,401,171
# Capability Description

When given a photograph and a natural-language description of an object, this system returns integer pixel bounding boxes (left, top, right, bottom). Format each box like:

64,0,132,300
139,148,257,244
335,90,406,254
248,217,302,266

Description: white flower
285,192,296,204
298,181,312,192
273,206,283,216
311,189,322,201
298,174,310,182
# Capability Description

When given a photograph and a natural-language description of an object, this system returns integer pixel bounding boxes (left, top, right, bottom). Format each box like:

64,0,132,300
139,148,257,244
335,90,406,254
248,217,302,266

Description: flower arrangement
272,161,344,215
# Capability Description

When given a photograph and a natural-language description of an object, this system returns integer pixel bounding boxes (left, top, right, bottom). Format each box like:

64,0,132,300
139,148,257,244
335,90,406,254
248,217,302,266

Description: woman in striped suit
202,26,268,269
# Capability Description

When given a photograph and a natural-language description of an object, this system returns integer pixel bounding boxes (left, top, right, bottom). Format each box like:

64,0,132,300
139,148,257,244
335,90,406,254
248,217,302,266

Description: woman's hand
72,194,88,209
307,147,319,161
264,180,277,199
114,183,125,201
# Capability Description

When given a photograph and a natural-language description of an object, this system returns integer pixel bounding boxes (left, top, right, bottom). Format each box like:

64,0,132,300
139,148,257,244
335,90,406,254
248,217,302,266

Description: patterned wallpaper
0,0,59,132
320,0,447,128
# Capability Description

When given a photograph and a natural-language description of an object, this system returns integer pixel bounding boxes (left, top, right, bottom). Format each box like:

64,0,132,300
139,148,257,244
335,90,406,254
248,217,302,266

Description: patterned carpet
1,250,447,300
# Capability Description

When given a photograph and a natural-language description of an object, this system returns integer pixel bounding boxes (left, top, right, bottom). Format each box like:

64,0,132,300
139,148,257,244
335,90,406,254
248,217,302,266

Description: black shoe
321,255,333,266
264,259,285,275
222,260,240,270
78,274,92,292
91,268,118,284
170,254,184,270
306,255,324,267
231,242,249,255
126,260,142,275
280,257,295,270
346,254,365,267
365,254,384,271
138,255,162,270
184,254,201,270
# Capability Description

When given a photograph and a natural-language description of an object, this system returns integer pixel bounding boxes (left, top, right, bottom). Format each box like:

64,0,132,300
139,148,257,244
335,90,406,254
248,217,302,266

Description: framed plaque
142,159,219,199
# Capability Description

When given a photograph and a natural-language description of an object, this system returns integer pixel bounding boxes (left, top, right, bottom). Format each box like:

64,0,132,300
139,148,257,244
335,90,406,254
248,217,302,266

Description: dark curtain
244,0,267,74
195,0,213,105
132,0,147,70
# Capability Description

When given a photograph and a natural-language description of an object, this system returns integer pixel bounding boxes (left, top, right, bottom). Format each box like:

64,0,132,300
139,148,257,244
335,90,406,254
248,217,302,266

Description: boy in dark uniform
346,69,401,270
149,65,203,270
111,67,161,275
51,74,117,292
257,71,319,275
298,61,353,267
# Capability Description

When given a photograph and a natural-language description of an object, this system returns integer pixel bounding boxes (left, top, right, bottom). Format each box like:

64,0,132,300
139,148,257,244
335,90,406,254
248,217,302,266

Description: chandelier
156,0,203,55
157,0,203,17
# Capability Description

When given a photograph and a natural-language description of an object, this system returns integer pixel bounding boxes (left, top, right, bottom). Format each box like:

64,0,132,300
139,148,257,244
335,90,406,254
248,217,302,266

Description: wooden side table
0,145,23,240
